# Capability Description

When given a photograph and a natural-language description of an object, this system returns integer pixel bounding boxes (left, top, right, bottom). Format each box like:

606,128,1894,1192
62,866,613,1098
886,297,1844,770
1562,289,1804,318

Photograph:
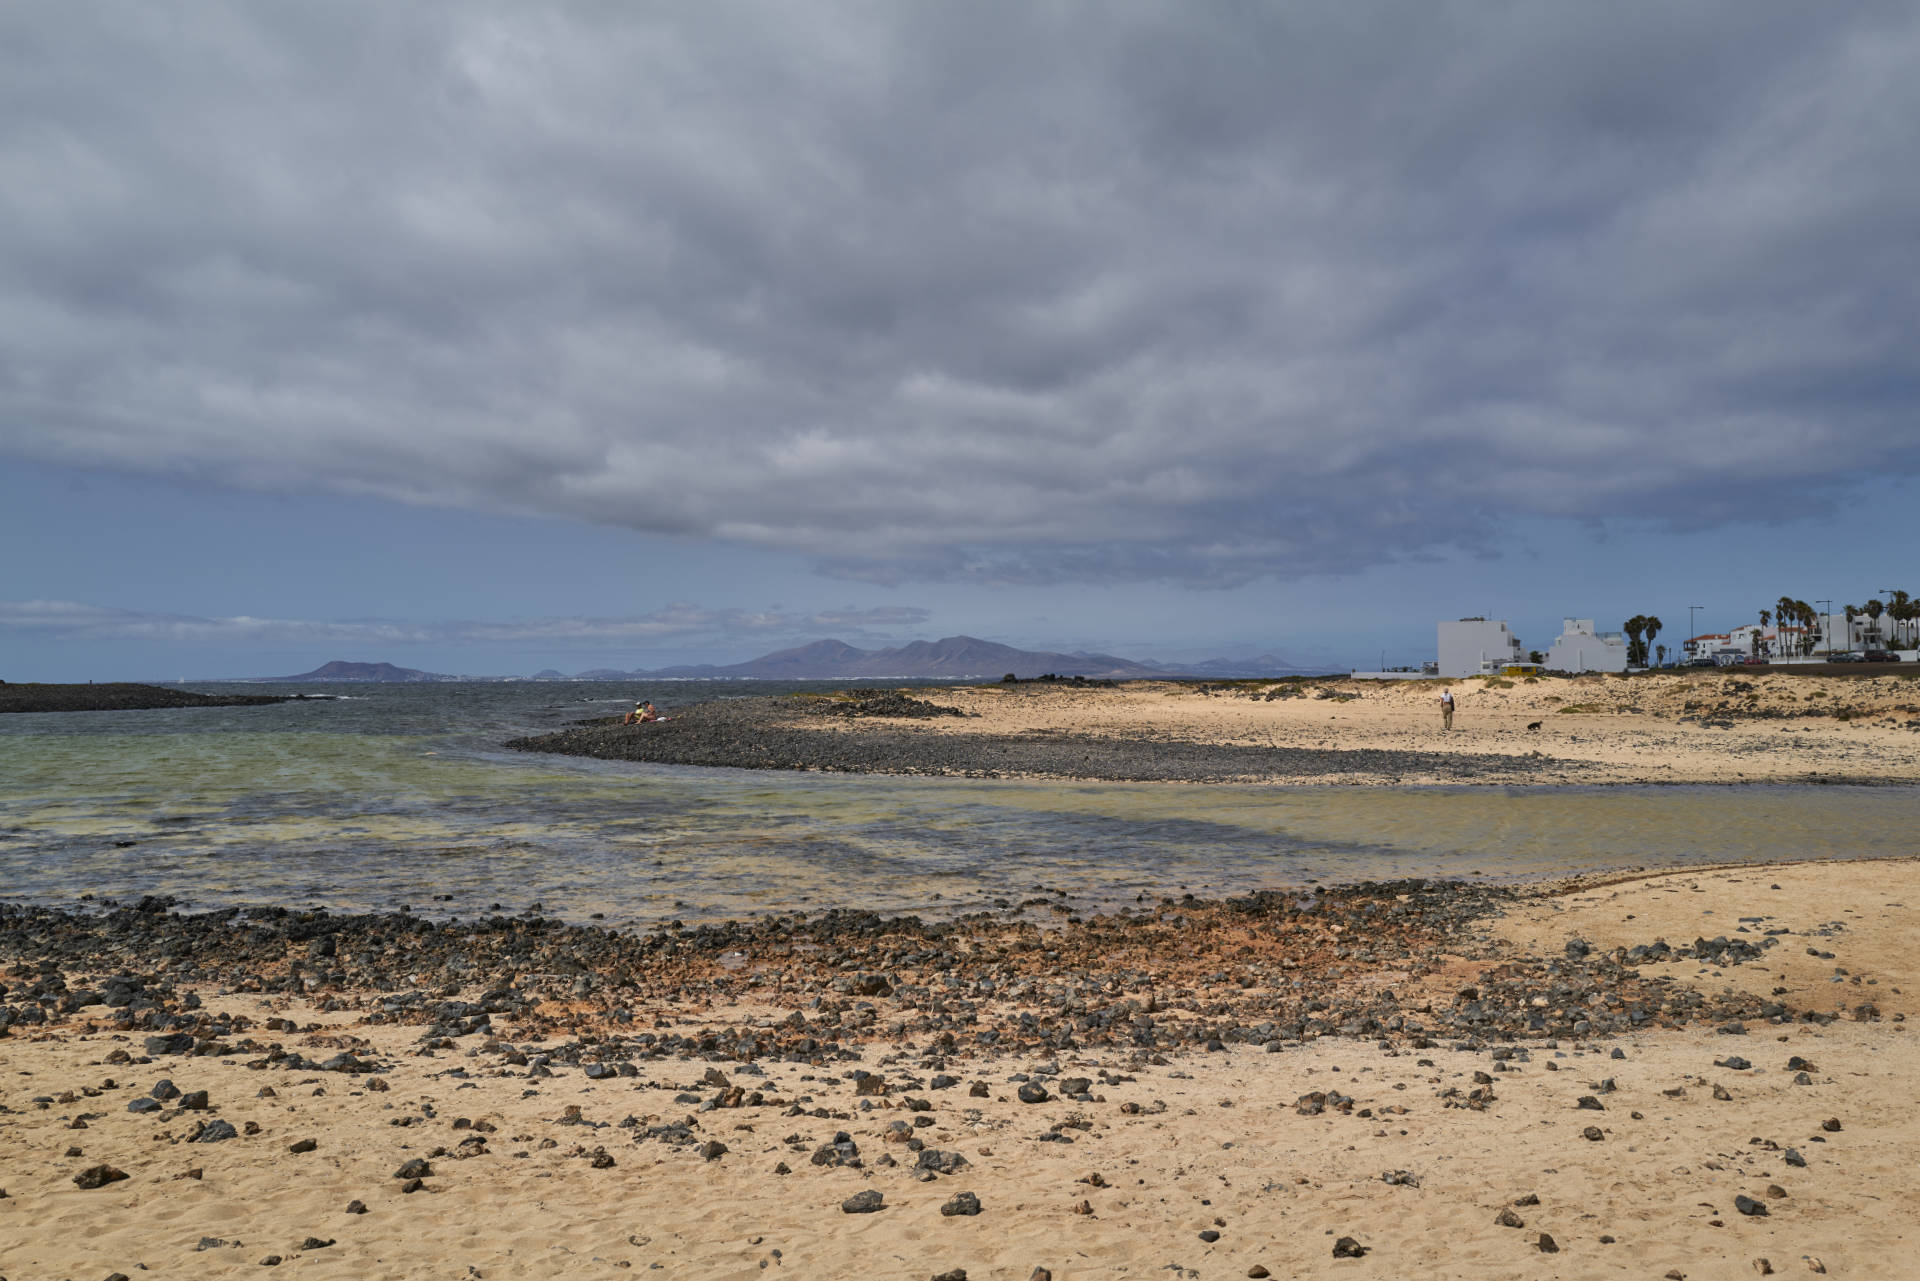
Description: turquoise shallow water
2,681,1915,927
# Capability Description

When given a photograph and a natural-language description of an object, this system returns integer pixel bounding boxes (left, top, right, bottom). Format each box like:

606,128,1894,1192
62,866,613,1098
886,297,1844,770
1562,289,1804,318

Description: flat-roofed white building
1543,618,1628,673
1437,618,1525,677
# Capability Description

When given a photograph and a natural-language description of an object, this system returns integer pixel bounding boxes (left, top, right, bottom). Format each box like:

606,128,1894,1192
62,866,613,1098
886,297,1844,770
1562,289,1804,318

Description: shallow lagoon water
3,681,1914,927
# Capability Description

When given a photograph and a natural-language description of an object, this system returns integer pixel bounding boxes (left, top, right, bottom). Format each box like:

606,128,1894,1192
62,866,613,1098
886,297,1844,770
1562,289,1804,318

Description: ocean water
2,680,1914,928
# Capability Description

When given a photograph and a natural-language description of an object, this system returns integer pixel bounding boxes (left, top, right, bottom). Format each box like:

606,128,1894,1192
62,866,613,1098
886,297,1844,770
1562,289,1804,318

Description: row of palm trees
1756,592,1917,658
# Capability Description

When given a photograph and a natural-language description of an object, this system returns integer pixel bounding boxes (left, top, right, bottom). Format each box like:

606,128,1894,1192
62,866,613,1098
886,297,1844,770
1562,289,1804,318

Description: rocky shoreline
0,877,1797,1066
506,693,1551,783
0,682,307,714
2,864,1907,1279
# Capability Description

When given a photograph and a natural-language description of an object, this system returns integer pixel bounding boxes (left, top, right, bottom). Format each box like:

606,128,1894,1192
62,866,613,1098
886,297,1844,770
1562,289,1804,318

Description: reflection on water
2,681,1915,926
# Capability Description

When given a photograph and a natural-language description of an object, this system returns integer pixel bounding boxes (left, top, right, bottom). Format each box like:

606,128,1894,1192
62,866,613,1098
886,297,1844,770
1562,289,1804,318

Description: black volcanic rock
0,683,293,714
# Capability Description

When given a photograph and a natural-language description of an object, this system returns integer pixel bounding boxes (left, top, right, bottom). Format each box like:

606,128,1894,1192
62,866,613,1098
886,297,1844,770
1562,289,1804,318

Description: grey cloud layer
0,600,926,648
3,2,1916,584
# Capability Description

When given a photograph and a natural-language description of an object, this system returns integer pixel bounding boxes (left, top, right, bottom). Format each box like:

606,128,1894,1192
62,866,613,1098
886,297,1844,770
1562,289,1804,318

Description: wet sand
510,671,1920,787
3,859,1914,1279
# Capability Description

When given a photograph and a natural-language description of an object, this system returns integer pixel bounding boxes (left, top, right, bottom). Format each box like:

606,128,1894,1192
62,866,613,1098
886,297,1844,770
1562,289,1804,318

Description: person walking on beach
1440,688,1455,731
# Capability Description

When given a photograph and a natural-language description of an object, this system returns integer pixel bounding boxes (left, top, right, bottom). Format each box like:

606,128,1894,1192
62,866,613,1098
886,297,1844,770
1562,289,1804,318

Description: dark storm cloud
3,2,1916,585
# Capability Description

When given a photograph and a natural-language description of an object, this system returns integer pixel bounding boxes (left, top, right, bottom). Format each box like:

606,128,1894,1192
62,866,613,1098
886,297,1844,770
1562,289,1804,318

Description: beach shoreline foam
3,857,1913,1278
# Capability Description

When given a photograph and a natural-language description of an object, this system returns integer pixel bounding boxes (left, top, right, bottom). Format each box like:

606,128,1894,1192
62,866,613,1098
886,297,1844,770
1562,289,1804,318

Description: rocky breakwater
0,682,308,714
506,691,1551,782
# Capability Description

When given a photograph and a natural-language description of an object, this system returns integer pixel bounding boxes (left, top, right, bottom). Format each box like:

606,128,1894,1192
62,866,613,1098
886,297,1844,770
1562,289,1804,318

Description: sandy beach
513,670,1920,787
3,857,1913,1280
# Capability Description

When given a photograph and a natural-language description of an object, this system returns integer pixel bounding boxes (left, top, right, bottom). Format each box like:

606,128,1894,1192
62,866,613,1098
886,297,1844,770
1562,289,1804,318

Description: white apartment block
1436,618,1525,677
1543,618,1628,674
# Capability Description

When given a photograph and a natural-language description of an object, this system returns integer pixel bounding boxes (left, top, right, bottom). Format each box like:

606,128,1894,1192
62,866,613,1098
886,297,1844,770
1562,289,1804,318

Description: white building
1437,618,1525,677
1543,618,1628,673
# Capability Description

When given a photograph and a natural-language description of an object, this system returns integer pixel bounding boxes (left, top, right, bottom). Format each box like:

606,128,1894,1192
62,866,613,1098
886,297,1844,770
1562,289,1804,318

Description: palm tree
1865,598,1886,648
1622,615,1647,668
1892,590,1915,648
1656,643,1667,666
1795,600,1819,656
1755,609,1770,658
1643,615,1662,667
1843,605,1859,654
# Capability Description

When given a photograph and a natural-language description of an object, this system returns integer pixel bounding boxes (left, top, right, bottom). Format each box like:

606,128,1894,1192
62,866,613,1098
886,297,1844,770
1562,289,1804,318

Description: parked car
1862,650,1901,662
1829,651,1863,662
1740,656,1768,665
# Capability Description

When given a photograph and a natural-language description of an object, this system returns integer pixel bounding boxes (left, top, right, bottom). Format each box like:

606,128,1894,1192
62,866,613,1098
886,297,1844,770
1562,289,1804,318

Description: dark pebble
1332,1236,1367,1258
1199,1229,1220,1242
288,1138,317,1154
394,1158,431,1179
73,1165,128,1190
842,1189,885,1214
940,1191,982,1217
1538,1232,1559,1253
1735,1195,1769,1217
345,1200,367,1214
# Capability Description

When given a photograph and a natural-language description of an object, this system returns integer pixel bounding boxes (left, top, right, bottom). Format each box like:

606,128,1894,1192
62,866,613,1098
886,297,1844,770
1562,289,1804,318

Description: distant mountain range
262,660,460,683
572,636,1320,680
243,638,1323,683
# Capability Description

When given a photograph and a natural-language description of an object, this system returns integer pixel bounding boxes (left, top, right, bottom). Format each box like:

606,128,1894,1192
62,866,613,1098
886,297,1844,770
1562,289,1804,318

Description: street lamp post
1817,599,1832,658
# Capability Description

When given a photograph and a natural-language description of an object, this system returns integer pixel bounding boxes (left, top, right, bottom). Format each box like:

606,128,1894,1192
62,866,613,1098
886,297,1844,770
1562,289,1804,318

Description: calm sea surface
2,681,1914,928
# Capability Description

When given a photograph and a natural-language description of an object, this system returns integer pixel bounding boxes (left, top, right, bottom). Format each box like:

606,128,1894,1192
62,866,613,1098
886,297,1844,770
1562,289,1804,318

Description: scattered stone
394,1158,432,1179
1820,1118,1842,1132
940,1191,982,1217
811,1133,861,1168
1017,1082,1050,1104
1537,1232,1560,1253
1199,1229,1221,1243
1495,1207,1525,1228
931,1270,967,1281
345,1200,367,1214
194,1120,239,1143
298,1237,335,1250
288,1138,317,1154
842,1189,885,1214
1581,1126,1605,1141
1735,1194,1769,1217
1332,1236,1367,1258
917,1149,969,1176
73,1164,128,1190
1248,1268,1271,1279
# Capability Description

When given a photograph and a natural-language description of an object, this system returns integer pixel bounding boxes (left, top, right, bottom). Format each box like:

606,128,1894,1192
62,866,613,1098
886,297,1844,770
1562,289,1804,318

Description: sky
3,2,1918,681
